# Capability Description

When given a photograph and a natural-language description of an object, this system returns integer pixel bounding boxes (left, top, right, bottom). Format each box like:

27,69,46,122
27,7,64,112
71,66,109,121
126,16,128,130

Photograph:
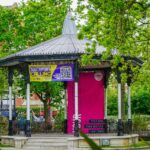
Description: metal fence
1,118,150,139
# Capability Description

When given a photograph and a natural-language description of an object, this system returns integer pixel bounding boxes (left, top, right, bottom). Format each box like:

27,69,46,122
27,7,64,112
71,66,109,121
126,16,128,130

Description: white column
26,83,30,120
64,89,68,120
75,82,78,120
9,86,12,120
128,86,131,119
118,83,122,119
104,88,107,119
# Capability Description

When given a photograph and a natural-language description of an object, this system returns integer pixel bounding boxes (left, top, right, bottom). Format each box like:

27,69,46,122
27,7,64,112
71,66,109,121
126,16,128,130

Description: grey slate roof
0,12,105,60
62,12,77,35
14,35,105,56
0,12,142,66
12,12,105,57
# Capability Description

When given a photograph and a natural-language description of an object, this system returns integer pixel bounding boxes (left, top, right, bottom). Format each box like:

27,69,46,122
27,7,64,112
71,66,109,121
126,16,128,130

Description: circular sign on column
94,72,103,81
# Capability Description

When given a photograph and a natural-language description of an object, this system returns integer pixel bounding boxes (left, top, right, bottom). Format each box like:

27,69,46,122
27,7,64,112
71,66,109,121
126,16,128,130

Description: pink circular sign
94,72,103,81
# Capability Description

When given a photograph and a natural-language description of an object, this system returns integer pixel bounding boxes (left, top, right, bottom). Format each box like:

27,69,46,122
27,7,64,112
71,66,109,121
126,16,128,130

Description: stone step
27,140,67,142
23,135,68,150
27,141,67,144
28,137,67,138
0,148,16,150
27,139,67,143
29,136,67,138
23,148,67,150
22,147,67,150
24,142,67,147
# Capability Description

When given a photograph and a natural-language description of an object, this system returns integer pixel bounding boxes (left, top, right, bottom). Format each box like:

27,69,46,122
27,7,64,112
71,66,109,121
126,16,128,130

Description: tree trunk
0,94,2,109
43,101,48,126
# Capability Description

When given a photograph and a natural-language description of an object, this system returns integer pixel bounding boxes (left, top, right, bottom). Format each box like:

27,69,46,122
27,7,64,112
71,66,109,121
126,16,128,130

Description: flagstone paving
22,133,72,150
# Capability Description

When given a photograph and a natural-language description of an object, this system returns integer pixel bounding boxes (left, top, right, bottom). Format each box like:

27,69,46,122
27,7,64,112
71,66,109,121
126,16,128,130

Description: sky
0,0,77,8
0,0,27,6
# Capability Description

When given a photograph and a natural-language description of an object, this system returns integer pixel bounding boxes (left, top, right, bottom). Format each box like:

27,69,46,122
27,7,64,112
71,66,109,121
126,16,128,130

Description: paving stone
22,136,68,150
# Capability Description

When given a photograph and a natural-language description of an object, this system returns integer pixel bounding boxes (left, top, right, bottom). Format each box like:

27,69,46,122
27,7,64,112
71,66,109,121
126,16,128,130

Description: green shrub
0,116,8,135
107,86,150,115
54,109,64,131
132,115,149,131
132,91,150,114
107,90,118,116
16,106,43,117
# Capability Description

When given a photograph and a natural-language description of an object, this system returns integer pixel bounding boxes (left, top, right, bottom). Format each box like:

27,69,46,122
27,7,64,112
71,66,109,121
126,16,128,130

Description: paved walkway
23,133,71,150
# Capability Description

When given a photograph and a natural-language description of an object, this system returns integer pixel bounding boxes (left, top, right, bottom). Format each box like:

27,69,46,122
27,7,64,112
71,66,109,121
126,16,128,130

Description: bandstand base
68,134,139,149
1,134,140,150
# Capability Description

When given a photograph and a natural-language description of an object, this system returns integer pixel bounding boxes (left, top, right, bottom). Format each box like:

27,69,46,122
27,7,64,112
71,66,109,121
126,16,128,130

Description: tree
77,0,149,77
17,0,69,46
18,0,69,125
77,0,150,118
13,69,65,127
131,81,150,114
0,0,70,126
0,69,7,99
0,0,70,57
31,82,64,126
0,6,21,56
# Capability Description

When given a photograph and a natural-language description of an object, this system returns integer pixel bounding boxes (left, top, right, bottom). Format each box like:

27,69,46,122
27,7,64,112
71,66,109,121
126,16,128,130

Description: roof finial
62,12,77,35
68,0,71,11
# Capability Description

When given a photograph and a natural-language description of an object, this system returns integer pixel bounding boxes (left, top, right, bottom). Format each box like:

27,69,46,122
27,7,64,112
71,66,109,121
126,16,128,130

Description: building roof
0,12,106,67
16,94,43,106
62,12,77,35
0,12,142,67
7,35,105,57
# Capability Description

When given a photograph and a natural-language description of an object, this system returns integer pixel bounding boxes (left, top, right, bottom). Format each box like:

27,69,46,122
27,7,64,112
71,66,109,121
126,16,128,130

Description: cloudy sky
0,0,77,8
0,0,27,6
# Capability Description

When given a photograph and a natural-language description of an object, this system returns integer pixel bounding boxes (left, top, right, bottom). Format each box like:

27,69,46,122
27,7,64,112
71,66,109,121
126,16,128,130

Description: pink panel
67,81,75,133
67,72,104,134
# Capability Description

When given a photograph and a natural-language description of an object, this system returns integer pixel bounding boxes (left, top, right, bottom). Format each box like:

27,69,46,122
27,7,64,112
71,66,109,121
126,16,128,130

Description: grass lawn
0,143,14,148
102,141,150,149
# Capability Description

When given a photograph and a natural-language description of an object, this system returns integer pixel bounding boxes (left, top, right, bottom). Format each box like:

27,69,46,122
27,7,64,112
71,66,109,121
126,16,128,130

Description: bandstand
0,11,142,142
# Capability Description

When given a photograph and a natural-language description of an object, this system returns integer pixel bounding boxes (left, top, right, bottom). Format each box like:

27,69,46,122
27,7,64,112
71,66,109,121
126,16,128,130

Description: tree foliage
0,69,7,96
131,82,150,114
31,82,64,124
77,0,150,83
0,0,69,57
0,0,70,123
0,6,20,56
77,0,150,57
107,81,150,116
76,0,150,117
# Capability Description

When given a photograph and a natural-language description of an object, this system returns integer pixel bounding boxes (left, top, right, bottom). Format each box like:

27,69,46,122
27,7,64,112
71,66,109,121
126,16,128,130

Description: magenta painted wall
67,72,104,134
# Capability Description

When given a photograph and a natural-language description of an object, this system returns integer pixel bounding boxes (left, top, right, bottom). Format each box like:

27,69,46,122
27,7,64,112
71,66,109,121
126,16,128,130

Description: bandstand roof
0,12,106,67
0,12,142,67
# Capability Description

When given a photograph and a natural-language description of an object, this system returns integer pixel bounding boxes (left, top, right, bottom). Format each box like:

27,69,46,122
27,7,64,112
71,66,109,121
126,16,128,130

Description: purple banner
52,64,74,81
29,64,74,82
